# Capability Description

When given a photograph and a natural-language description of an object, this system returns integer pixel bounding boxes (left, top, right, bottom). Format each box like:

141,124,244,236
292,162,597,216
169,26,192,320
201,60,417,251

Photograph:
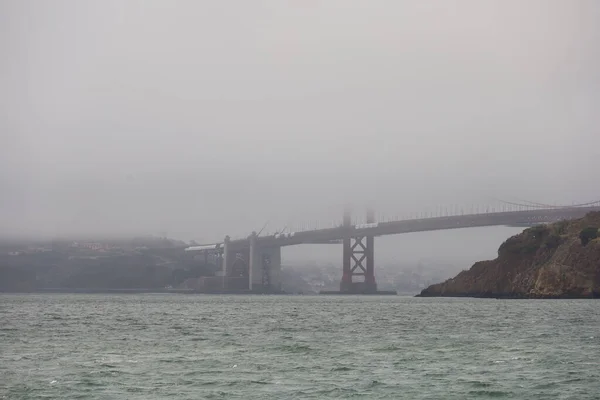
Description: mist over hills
0,225,519,294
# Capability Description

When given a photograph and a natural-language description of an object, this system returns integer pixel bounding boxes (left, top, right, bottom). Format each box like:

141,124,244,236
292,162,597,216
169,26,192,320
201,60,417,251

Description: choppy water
1,294,599,399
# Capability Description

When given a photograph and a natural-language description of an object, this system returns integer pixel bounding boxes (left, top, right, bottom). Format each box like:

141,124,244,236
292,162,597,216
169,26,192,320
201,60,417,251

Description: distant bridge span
186,202,600,294
249,206,599,248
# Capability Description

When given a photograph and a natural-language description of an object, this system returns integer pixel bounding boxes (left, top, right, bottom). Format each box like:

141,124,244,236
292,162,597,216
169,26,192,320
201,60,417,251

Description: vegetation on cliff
418,212,600,298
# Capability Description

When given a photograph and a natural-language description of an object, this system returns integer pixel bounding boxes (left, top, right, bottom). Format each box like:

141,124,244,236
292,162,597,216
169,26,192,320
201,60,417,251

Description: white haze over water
1,1,599,252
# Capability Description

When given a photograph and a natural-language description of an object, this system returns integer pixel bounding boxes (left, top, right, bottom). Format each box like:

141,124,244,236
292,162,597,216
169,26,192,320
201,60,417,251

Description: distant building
81,242,103,251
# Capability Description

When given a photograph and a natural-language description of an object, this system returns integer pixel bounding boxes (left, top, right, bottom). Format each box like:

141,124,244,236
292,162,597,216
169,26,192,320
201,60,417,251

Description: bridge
185,199,600,294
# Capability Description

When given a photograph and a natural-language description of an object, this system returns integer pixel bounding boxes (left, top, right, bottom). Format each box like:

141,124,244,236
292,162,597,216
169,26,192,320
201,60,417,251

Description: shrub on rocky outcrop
498,225,548,255
528,225,548,237
543,233,562,249
553,220,569,235
579,227,599,246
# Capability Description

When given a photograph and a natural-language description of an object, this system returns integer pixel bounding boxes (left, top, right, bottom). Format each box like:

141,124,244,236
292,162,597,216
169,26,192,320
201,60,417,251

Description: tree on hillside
579,227,598,246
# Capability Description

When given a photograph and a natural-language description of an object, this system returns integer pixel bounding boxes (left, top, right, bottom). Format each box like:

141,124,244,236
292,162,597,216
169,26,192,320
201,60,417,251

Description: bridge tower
340,209,377,293
249,232,282,293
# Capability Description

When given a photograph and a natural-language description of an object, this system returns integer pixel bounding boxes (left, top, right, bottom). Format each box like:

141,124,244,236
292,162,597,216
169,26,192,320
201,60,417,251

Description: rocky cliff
418,212,600,298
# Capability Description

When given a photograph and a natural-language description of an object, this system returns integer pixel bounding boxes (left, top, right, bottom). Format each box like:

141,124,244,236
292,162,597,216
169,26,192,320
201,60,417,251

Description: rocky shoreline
417,291,600,299
417,212,600,299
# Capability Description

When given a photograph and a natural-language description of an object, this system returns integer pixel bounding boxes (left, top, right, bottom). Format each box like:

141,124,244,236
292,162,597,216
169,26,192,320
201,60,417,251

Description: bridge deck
224,206,600,251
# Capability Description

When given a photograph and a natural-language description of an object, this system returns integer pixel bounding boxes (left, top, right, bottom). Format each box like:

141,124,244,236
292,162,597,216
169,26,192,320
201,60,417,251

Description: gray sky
1,0,599,247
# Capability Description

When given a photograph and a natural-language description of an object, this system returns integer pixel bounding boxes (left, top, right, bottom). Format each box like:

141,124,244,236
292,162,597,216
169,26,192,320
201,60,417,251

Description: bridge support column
222,235,230,289
249,232,257,291
249,238,281,293
340,210,377,293
340,210,353,292
365,209,377,292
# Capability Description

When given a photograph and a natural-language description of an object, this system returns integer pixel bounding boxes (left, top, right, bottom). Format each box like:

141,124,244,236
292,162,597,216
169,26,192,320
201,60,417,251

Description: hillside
0,237,216,292
418,212,600,298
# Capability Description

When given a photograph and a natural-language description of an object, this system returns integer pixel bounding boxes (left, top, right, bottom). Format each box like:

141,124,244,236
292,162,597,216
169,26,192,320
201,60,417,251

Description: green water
1,294,599,399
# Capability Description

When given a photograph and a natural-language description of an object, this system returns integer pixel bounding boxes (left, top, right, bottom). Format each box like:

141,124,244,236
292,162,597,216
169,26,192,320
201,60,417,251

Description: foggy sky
2,0,599,244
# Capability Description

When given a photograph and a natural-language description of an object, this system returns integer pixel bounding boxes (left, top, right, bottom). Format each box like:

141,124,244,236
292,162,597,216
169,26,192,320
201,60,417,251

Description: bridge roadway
226,206,600,251
184,204,600,293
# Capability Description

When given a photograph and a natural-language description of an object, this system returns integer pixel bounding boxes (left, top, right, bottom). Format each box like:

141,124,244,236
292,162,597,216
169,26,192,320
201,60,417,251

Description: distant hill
0,237,213,292
418,212,600,298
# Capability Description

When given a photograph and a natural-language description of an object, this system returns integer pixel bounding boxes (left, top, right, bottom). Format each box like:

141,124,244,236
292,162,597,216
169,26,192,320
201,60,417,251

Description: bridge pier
365,209,376,290
340,210,377,293
219,236,252,291
249,232,282,292
249,232,257,291
341,210,352,291
222,235,230,289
